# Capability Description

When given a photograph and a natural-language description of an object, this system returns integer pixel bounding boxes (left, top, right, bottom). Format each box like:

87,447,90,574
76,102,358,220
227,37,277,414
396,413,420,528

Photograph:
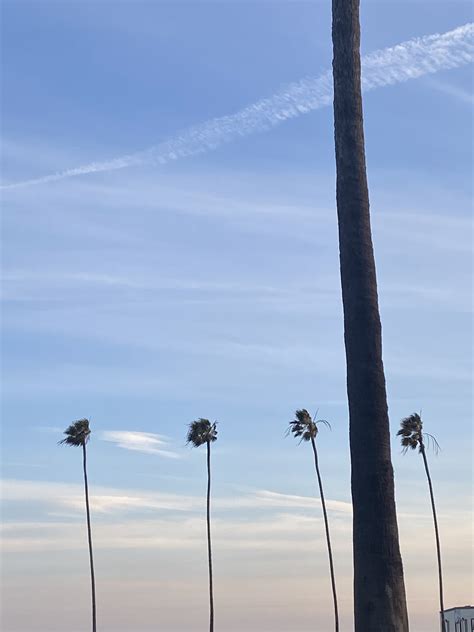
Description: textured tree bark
420,444,446,632
83,443,97,632
331,1,409,630
310,435,339,632
207,441,215,632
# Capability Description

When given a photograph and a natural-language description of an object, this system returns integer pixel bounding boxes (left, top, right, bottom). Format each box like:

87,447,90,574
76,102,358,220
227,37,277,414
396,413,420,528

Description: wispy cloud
253,489,353,514
1,513,352,554
424,75,474,104
1,479,201,514
99,430,180,458
37,425,63,434
3,471,472,632
2,269,304,296
1,478,351,516
2,23,472,190
2,480,470,566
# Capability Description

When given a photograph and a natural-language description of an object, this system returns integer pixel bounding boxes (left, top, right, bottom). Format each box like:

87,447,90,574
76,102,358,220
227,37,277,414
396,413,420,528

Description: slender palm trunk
206,441,215,632
82,443,97,632
331,1,408,629
310,436,339,632
420,444,445,632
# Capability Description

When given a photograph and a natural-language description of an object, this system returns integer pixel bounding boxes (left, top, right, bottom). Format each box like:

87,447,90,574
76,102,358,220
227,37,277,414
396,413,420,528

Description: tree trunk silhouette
420,443,446,632
331,1,409,629
206,440,214,632
82,443,97,632
310,435,339,632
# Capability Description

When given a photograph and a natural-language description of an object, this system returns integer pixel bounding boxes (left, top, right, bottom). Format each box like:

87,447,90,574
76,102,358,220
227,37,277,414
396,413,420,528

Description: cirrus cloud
2,23,473,190
99,430,180,458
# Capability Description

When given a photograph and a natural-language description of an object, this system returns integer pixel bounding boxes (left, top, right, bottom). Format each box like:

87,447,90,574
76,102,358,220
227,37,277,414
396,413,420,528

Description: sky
1,1,473,631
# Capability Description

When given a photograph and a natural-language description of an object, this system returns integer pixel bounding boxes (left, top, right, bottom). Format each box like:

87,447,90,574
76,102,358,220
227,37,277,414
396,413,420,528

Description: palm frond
59,418,91,447
187,418,218,447
316,419,332,431
424,432,441,455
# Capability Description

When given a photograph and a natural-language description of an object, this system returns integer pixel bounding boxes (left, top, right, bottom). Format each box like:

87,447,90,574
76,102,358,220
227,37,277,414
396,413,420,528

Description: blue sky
1,2,473,631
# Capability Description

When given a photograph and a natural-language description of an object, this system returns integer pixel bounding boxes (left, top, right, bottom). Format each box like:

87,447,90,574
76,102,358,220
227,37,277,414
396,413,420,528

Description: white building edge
442,605,474,632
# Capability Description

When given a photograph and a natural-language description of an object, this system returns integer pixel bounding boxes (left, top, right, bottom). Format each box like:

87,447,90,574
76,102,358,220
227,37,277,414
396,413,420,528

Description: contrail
3,23,473,190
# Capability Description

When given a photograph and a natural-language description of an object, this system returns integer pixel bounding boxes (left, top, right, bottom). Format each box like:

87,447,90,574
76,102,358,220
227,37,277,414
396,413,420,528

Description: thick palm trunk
420,445,445,632
310,436,339,632
82,443,97,632
331,1,409,630
206,441,215,632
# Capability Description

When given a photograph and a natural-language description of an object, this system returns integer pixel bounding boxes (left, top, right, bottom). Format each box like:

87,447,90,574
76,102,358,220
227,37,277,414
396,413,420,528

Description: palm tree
398,413,445,632
187,418,218,632
59,418,97,632
331,1,409,629
288,409,339,632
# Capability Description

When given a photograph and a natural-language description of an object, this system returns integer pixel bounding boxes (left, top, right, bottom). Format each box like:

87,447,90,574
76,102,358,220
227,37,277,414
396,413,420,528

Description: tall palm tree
398,413,445,632
288,409,339,632
59,418,97,632
332,0,408,632
187,418,218,632
331,1,409,630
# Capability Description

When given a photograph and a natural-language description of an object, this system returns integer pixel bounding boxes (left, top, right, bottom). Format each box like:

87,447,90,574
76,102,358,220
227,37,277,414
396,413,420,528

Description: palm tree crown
187,418,217,447
59,418,91,447
397,412,439,454
397,412,422,452
288,409,330,442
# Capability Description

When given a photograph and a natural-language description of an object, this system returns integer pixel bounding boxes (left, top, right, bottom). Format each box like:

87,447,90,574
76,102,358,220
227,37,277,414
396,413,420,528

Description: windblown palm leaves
287,408,331,442
187,418,217,447
397,412,440,454
288,408,339,632
59,418,91,447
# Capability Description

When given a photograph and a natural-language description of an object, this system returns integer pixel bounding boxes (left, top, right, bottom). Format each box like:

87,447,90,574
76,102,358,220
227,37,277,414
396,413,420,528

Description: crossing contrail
2,23,473,190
